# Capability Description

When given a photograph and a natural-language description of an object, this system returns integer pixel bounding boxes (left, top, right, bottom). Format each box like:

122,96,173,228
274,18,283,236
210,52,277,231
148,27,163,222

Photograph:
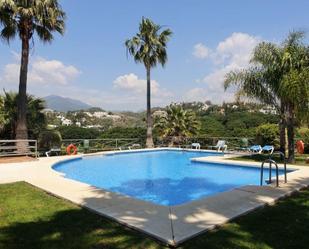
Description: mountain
44,95,93,112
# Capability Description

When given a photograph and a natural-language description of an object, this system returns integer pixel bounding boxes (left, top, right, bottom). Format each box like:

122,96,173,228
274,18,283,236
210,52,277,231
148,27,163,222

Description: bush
58,126,101,139
199,116,225,136
100,127,146,139
256,124,279,147
38,130,62,150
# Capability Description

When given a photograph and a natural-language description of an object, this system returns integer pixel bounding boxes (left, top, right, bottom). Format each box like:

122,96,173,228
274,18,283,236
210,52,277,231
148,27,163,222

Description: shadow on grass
0,182,162,249
0,207,164,249
180,188,309,249
2,182,309,249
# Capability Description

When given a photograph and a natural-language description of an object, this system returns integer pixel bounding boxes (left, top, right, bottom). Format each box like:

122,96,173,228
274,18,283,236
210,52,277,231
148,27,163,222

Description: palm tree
0,95,5,130
0,0,65,140
155,104,200,146
125,17,172,148
225,31,309,163
0,92,47,139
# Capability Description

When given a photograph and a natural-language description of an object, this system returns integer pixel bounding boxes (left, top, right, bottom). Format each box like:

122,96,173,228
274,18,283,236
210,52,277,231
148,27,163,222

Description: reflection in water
111,177,237,206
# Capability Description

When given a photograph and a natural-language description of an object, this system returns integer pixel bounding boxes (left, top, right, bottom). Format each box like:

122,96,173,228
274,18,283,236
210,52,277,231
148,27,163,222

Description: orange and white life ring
296,140,305,154
66,144,78,155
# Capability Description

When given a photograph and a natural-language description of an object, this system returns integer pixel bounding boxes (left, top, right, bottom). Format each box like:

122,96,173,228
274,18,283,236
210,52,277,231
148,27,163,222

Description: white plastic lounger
191,143,201,150
209,140,227,152
46,148,61,157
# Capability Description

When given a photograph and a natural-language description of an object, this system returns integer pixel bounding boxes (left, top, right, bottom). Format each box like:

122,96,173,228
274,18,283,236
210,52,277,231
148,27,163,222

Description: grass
1,182,309,248
230,153,309,166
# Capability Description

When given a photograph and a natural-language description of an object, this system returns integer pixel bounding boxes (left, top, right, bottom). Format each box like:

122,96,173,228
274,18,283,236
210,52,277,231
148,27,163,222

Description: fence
0,140,37,157
0,137,257,157
60,137,255,154
61,138,143,154
155,136,256,150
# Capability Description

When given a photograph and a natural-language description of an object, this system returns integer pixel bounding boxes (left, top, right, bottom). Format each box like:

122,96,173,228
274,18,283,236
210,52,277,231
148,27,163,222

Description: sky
0,0,309,111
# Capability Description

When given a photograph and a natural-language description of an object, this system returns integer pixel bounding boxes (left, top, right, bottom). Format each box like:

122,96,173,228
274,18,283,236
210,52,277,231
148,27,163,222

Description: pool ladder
260,151,287,187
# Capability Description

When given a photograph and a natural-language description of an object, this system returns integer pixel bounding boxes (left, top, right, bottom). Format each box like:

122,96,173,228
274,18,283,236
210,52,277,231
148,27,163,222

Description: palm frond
125,17,172,69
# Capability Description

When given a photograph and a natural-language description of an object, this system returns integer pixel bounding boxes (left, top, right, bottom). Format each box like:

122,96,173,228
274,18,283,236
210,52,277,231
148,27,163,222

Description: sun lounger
45,148,61,157
209,140,227,152
191,143,201,150
262,145,274,154
249,145,262,153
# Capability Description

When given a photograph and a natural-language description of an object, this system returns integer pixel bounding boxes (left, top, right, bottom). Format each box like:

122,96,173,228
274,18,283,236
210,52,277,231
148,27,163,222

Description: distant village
43,101,278,130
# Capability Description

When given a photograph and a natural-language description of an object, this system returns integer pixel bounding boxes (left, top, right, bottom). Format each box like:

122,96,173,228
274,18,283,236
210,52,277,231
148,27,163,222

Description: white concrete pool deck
1,148,309,247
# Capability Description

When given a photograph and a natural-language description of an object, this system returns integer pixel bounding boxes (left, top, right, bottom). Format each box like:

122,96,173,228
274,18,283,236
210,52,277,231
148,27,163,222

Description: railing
61,138,143,154
260,151,287,187
154,136,255,150
0,140,37,157
0,136,257,157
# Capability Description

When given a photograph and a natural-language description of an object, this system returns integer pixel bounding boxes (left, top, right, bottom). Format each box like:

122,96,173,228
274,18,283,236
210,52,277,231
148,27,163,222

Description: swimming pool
53,150,286,206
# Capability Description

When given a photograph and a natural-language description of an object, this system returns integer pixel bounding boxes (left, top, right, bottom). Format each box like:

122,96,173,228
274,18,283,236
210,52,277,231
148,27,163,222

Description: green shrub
256,124,279,147
199,116,225,136
38,130,62,150
58,126,101,139
100,127,146,146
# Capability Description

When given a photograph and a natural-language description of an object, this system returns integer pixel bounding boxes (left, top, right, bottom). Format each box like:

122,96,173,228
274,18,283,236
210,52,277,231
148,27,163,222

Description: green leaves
0,0,66,43
155,104,200,139
281,69,309,122
0,91,47,139
225,30,309,122
125,17,172,69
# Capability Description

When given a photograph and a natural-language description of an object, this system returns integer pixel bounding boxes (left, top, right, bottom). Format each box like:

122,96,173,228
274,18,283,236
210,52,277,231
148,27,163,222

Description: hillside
44,95,92,112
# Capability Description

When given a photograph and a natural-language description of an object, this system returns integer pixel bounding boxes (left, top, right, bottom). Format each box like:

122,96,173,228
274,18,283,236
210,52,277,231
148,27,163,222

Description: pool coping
1,147,309,247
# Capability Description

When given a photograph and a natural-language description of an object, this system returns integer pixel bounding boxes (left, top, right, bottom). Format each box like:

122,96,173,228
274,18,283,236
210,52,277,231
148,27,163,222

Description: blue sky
0,0,308,110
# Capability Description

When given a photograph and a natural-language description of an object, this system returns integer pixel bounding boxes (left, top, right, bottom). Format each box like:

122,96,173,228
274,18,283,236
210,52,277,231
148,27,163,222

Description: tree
0,92,47,139
0,0,65,140
199,116,225,137
225,31,309,163
57,126,100,139
155,104,200,146
125,17,172,148
0,95,5,130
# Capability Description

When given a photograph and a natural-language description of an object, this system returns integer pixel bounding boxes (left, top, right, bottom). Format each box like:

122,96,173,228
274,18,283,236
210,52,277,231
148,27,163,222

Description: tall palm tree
0,0,65,140
125,17,172,148
225,31,309,163
155,104,200,146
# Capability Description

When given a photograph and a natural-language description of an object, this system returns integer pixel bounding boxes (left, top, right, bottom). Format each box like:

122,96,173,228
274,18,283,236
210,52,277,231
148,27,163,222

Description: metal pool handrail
260,151,287,187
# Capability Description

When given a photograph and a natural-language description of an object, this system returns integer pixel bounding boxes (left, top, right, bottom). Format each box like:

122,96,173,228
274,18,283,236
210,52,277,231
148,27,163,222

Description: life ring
296,140,305,154
66,144,77,155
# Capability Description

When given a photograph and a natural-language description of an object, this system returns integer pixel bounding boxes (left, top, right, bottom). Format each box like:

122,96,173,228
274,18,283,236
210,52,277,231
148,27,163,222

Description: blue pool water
53,150,286,206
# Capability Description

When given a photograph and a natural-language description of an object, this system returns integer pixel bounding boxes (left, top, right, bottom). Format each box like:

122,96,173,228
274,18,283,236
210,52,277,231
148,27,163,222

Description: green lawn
230,153,309,166
1,182,309,249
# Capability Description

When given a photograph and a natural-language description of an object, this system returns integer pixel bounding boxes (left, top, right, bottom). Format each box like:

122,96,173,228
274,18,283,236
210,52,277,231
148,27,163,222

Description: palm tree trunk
286,103,295,163
16,31,29,141
279,103,286,158
146,66,154,148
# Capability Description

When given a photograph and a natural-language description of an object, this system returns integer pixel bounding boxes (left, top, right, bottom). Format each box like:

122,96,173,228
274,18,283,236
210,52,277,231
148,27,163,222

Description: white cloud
192,43,210,59
184,87,235,103
193,32,261,103
184,88,208,102
0,55,80,86
215,32,260,66
113,73,172,97
30,58,80,85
